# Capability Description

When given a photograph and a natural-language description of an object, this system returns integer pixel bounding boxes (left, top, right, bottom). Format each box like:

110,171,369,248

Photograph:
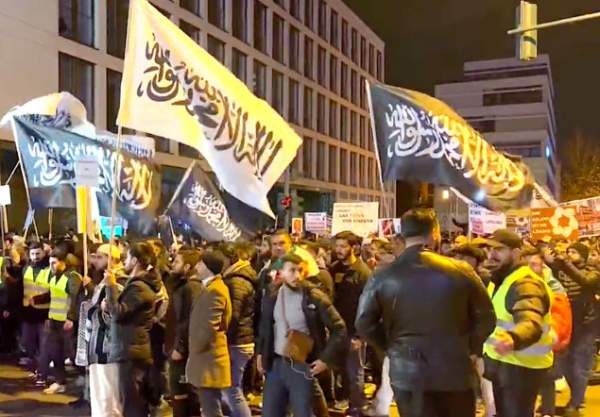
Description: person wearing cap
355,208,495,417
482,229,553,417
545,241,600,416
186,250,232,417
79,244,126,417
257,253,347,417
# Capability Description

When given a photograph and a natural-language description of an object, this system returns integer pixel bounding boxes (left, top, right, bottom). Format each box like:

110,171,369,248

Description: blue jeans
564,323,598,409
222,345,254,417
263,357,314,417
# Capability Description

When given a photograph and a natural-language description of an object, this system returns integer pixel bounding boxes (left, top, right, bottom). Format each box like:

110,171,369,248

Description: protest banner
331,202,379,237
378,218,395,237
292,217,303,235
531,206,579,242
562,196,600,238
304,212,329,235
468,204,506,235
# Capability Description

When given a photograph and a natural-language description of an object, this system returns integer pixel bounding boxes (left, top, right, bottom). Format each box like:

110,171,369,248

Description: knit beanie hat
568,242,589,261
201,251,226,275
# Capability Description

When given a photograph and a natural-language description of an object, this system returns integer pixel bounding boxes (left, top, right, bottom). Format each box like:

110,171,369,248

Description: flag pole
107,126,124,272
9,120,39,241
162,160,196,216
48,208,53,241
168,216,178,246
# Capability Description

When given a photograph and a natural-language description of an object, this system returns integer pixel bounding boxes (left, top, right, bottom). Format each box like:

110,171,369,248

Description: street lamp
442,189,450,200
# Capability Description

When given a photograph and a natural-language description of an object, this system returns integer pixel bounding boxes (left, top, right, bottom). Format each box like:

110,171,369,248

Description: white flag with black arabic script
118,0,302,218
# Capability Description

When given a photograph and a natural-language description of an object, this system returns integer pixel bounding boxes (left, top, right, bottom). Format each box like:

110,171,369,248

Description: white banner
305,212,329,234
469,204,506,235
117,0,301,218
331,202,379,237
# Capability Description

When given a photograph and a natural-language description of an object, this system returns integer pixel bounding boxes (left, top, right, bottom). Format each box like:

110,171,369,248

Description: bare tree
562,130,600,201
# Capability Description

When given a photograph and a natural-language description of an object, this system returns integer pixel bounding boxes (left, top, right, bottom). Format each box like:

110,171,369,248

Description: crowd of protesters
0,208,599,417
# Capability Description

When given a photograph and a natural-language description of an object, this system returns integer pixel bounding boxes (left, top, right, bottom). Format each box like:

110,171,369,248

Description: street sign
74,158,100,187
0,185,11,206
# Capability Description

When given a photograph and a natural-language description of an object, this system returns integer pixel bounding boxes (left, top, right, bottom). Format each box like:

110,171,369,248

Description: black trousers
493,381,540,417
118,360,152,417
38,319,67,384
392,387,475,417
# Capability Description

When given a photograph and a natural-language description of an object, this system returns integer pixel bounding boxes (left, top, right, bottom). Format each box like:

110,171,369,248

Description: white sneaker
64,358,73,366
43,382,66,395
555,376,568,392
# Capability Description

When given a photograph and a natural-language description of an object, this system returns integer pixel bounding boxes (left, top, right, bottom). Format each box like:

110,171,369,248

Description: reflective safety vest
0,257,3,285
48,273,69,322
484,265,553,369
23,266,50,309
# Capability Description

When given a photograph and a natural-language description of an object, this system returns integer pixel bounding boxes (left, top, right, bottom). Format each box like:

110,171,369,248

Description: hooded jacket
222,260,258,346
106,268,162,364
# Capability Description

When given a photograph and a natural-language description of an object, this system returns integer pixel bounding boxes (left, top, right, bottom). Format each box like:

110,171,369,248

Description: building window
253,1,267,53
274,0,285,9
360,37,367,69
368,158,374,189
368,126,374,152
340,106,348,142
376,50,383,81
181,0,202,16
208,0,226,31
207,35,225,64
341,19,349,56
305,0,314,30
350,111,357,145
317,141,326,181
317,47,327,87
467,118,496,133
328,145,337,182
351,29,358,61
272,71,284,116
329,100,338,138
304,37,314,79
350,152,357,186
350,70,358,105
359,155,366,188
329,57,338,94
360,75,366,109
360,116,367,149
330,11,338,49
341,63,348,99
59,53,94,122
317,94,326,134
106,69,121,134
483,86,543,106
289,26,301,73
273,14,285,64
180,20,201,43
150,134,171,154
303,137,313,178
317,0,327,40
290,0,301,20
253,60,267,98
179,143,200,158
107,0,128,58
232,0,247,41
340,149,348,185
59,0,94,46
303,87,313,129
288,79,299,124
369,44,375,76
232,48,247,82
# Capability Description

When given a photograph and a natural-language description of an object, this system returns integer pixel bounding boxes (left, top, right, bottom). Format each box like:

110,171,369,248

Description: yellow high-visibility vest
484,265,553,369
48,273,69,322
23,266,51,309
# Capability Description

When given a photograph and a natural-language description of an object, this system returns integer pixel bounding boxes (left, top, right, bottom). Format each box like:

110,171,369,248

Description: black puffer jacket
259,281,347,371
550,257,600,328
106,269,162,364
355,245,496,391
164,273,196,357
330,258,371,337
223,260,257,345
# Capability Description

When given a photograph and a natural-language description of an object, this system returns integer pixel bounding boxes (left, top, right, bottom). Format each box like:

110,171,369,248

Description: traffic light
516,1,538,61
291,195,305,216
281,195,292,210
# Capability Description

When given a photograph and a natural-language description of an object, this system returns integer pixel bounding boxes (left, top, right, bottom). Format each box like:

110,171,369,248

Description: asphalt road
1,359,600,417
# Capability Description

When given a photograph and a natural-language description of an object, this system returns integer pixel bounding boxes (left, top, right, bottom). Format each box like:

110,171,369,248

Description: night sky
343,0,600,150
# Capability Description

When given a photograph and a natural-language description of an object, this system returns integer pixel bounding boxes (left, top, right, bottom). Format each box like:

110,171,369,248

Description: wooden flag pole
107,126,124,272
162,160,196,216
48,208,53,241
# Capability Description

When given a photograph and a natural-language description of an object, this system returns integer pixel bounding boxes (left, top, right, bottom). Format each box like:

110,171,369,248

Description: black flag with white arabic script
13,116,161,234
367,82,535,211
167,164,243,242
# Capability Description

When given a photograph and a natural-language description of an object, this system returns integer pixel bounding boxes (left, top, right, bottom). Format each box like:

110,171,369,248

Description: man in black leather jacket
355,209,495,417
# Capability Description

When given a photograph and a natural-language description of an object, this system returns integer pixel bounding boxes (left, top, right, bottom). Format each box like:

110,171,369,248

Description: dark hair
49,246,69,262
279,253,303,267
129,242,157,269
28,241,44,251
178,249,202,269
401,208,439,239
334,231,361,247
